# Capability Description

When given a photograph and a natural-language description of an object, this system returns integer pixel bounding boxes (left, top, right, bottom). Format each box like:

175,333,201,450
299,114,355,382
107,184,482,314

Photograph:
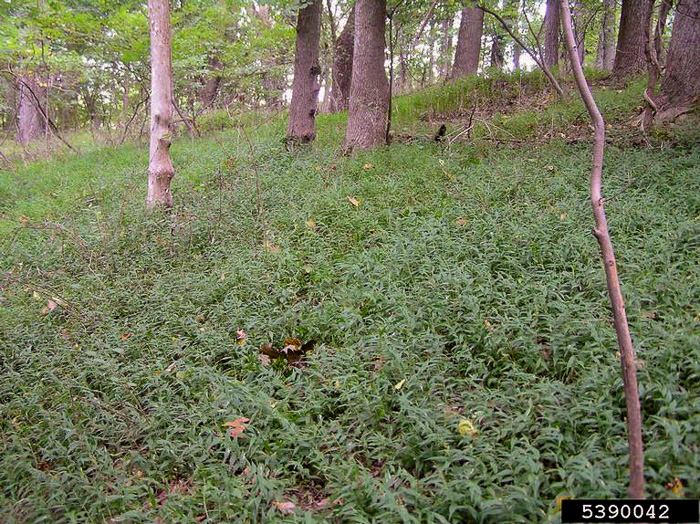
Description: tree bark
559,0,645,500
595,0,617,70
656,0,700,111
654,0,673,65
489,32,505,69
440,16,454,79
613,0,652,77
17,76,43,144
198,58,223,107
330,4,355,112
287,0,323,144
573,0,586,65
147,0,175,209
345,0,389,151
452,2,484,78
544,0,561,67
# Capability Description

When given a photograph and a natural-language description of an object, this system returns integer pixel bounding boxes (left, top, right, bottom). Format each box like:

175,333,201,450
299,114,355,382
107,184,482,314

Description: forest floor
1,72,699,523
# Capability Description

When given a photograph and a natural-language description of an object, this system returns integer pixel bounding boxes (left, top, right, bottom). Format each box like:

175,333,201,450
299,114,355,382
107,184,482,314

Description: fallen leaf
223,417,250,438
258,354,271,366
666,477,684,497
458,418,478,437
18,215,29,224
236,330,246,347
120,333,132,341
455,218,468,226
41,299,58,315
559,212,568,220
484,320,494,332
363,163,374,170
394,378,406,390
273,501,296,515
347,195,360,207
219,274,226,281
305,218,316,230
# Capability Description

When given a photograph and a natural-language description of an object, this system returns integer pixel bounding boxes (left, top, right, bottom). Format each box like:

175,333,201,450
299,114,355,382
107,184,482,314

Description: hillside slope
1,74,699,523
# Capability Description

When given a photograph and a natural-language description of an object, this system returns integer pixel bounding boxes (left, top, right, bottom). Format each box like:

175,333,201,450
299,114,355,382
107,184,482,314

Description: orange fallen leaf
223,417,250,438
120,333,132,341
363,163,374,170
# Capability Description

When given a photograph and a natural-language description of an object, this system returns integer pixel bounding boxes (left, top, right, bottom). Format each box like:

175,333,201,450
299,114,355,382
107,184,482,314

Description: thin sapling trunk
559,0,645,499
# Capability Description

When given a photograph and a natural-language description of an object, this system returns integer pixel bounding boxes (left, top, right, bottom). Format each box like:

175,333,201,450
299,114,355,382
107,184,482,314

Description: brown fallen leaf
363,163,374,170
346,195,360,207
273,501,296,515
259,340,315,364
120,333,132,341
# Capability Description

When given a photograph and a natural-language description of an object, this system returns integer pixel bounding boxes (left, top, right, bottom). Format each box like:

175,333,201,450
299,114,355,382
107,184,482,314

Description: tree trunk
345,0,389,151
573,0,586,65
613,0,652,77
654,0,673,64
440,16,454,79
330,4,355,112
544,0,561,67
507,0,522,70
657,0,700,111
452,2,484,78
559,0,645,500
198,58,223,107
595,0,617,70
287,0,323,144
17,76,43,145
489,33,505,69
147,0,175,209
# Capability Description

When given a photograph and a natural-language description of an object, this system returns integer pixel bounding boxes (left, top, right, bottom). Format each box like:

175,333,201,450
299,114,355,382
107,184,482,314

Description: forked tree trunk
17,76,43,144
452,2,484,78
613,0,652,77
656,0,700,112
544,0,561,67
559,0,645,500
595,0,617,70
331,4,355,112
345,0,389,151
287,0,323,144
147,0,175,208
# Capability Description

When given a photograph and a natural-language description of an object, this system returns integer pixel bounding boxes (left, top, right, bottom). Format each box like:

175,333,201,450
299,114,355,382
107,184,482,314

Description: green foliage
1,77,699,522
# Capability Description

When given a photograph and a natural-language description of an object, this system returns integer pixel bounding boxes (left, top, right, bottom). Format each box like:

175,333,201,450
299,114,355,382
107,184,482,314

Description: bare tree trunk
507,0,522,70
331,4,355,112
596,0,617,70
654,0,673,64
544,0,561,67
287,0,322,144
559,0,645,500
613,0,652,77
17,76,43,144
122,79,130,121
147,0,175,209
573,0,586,65
656,0,700,112
440,16,454,79
198,58,223,106
489,32,505,69
345,0,389,151
452,2,484,78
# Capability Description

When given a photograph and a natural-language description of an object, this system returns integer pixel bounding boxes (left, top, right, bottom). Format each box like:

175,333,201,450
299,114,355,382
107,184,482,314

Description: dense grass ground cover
1,76,699,522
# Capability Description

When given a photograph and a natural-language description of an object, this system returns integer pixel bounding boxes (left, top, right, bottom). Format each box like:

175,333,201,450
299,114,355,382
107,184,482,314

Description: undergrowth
0,74,698,523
